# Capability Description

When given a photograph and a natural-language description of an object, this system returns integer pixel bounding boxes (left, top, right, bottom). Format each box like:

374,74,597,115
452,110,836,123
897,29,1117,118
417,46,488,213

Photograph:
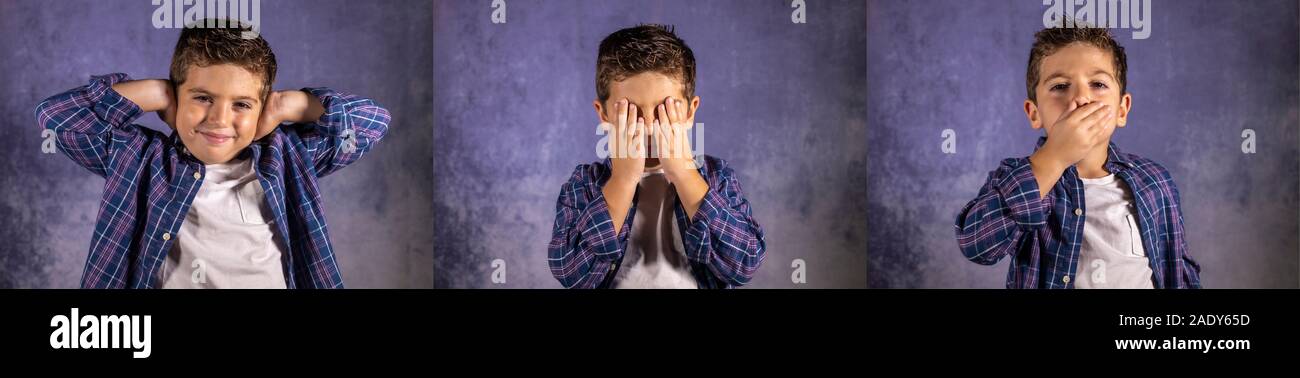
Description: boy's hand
1037,100,1115,167
653,96,699,185
654,96,709,220
111,79,176,129
255,90,325,140
605,98,646,188
602,98,644,234
1028,99,1115,197
157,84,177,130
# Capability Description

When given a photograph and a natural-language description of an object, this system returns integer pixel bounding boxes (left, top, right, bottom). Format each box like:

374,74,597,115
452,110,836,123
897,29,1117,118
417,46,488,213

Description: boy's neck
1075,143,1112,179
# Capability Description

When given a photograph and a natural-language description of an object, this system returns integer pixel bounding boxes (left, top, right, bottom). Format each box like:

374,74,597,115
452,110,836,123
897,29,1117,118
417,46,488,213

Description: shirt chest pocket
1124,213,1146,257
235,181,274,225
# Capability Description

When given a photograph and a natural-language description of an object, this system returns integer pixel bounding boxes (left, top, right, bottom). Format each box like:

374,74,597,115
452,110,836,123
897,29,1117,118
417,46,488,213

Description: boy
955,24,1200,289
548,25,766,289
36,21,390,288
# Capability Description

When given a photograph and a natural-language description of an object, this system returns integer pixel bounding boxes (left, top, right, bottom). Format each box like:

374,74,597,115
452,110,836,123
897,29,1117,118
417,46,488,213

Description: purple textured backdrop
0,0,433,288
866,0,1299,288
432,0,868,288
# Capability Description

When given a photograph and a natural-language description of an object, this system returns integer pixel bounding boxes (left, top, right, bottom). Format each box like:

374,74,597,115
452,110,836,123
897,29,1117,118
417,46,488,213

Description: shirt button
162,232,171,241
1062,275,1071,284
1074,208,1083,216
193,172,201,180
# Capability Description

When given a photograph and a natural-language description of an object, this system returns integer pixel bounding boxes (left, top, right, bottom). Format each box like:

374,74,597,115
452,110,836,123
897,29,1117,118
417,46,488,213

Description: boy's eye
194,95,212,103
235,102,252,110
1090,81,1109,89
1049,83,1069,91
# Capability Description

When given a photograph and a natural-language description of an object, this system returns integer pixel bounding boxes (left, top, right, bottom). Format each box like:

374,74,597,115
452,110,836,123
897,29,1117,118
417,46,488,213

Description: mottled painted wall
866,0,1299,288
0,0,433,288
433,0,868,288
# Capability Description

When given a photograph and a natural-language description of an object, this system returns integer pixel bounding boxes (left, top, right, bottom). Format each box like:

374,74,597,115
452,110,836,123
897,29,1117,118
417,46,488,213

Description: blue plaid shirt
36,73,390,289
956,138,1201,289
548,155,766,288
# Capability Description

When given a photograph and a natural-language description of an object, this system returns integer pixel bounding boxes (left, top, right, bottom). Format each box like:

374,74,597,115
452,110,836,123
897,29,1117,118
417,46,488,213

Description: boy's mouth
196,130,234,145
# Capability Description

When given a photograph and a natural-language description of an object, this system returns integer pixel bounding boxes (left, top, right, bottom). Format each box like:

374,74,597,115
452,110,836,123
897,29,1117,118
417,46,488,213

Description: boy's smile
174,64,265,164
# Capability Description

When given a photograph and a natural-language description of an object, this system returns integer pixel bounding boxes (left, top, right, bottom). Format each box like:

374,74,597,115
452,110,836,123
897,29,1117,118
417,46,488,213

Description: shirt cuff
995,158,1050,226
90,73,145,129
681,187,728,261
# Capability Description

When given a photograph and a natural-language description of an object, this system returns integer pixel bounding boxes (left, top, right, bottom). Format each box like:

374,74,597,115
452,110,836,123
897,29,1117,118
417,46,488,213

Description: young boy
36,21,390,288
548,25,766,289
955,25,1200,289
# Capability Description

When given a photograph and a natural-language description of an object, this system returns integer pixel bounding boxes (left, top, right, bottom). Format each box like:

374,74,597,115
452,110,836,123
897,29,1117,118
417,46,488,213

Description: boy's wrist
111,79,173,113
605,172,640,191
662,161,699,184
296,89,326,123
256,90,326,139
274,90,311,123
1027,149,1069,198
1029,149,1067,176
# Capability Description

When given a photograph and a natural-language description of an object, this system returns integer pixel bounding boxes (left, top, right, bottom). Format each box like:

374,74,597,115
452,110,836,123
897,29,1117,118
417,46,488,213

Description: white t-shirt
613,170,698,289
1074,173,1154,289
160,158,287,289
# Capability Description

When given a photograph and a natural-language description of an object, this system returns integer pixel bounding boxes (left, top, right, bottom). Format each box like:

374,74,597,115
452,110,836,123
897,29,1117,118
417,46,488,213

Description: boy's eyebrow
1089,69,1117,82
233,95,261,104
185,87,261,103
1041,69,1117,83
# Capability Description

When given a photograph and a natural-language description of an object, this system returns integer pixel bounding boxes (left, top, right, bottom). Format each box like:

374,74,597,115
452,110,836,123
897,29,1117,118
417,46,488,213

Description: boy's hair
169,19,277,101
595,24,696,103
1025,22,1127,103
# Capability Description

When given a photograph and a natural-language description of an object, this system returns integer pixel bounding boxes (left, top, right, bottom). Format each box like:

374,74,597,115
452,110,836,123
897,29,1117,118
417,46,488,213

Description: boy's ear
686,96,700,119
1115,93,1132,128
1024,99,1044,130
593,99,609,123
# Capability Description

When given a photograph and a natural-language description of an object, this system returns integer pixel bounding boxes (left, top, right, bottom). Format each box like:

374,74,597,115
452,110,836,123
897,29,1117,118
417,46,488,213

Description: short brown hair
595,24,696,103
169,19,277,100
1025,22,1127,103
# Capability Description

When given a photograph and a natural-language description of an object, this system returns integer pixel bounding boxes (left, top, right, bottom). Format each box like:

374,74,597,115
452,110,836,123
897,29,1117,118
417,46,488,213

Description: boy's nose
204,104,233,126
1072,94,1093,108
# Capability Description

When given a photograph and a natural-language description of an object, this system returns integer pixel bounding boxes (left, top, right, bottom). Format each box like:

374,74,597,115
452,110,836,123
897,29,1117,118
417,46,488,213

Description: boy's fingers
641,117,651,159
663,119,679,158
628,103,639,129
635,116,646,158
652,118,665,158
1066,102,1106,125
617,98,629,128
1079,104,1112,131
1092,111,1117,137
621,119,634,159
656,103,668,130
664,97,678,124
